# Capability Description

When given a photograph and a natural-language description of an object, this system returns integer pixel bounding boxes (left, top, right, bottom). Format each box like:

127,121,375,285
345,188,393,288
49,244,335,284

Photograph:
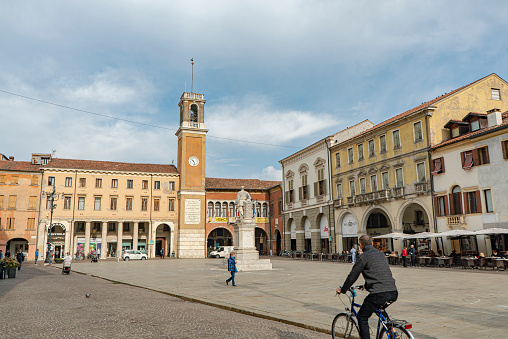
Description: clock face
188,156,199,167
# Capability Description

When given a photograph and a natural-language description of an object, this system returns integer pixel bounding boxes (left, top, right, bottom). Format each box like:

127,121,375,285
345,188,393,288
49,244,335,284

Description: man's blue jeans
226,271,236,285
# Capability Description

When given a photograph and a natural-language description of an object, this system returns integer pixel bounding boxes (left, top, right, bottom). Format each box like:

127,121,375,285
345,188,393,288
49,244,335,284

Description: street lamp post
43,186,62,264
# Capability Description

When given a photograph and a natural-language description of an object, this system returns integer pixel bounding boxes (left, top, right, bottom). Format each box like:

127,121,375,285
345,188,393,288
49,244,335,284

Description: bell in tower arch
190,104,198,123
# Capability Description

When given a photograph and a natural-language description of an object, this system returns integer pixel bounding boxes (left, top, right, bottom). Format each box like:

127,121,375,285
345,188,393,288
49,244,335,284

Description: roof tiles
42,158,178,174
0,161,40,172
205,177,281,190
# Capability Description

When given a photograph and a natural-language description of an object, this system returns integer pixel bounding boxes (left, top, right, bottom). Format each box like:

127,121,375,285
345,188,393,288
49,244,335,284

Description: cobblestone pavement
52,256,508,339
0,265,328,339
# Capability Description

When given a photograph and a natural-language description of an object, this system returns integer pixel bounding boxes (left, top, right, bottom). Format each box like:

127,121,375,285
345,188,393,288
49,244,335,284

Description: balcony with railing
181,92,205,100
392,186,405,198
447,215,467,229
347,196,355,205
334,198,344,207
415,181,430,195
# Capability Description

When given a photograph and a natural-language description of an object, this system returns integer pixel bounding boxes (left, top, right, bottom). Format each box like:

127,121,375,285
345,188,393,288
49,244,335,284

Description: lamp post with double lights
43,186,64,264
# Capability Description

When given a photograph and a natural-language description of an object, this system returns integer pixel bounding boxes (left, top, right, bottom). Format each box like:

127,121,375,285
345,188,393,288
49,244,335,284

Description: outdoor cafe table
435,256,452,267
417,256,431,266
496,258,508,271
462,257,477,269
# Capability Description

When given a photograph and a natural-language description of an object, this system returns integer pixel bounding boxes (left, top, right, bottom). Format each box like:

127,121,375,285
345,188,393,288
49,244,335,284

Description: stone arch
396,199,433,233
361,205,394,234
273,228,282,254
207,226,233,250
317,213,330,253
190,103,199,122
301,216,312,252
255,227,269,255
363,206,394,252
153,222,174,257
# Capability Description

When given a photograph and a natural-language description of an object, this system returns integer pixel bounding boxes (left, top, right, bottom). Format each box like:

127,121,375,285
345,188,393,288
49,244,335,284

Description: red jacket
402,249,407,257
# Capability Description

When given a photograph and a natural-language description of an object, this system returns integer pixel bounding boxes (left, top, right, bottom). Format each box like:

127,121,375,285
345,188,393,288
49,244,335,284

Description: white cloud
206,95,343,146
259,165,282,181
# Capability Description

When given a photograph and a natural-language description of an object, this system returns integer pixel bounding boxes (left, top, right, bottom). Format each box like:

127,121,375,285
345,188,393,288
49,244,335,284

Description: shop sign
320,215,329,239
255,217,268,224
342,213,358,237
215,217,228,223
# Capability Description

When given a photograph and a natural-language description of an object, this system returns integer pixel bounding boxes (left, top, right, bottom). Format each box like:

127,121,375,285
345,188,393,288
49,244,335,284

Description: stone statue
235,186,252,220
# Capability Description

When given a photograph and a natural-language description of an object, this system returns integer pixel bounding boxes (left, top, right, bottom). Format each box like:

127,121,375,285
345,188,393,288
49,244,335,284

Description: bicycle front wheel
331,313,359,339
379,325,415,339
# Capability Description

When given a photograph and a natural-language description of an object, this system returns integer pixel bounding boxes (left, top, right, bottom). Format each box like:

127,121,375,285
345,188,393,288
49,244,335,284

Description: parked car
122,250,148,261
209,246,234,258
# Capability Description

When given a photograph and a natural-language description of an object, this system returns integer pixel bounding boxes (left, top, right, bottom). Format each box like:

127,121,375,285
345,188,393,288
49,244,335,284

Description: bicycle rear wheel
379,325,414,339
332,313,359,339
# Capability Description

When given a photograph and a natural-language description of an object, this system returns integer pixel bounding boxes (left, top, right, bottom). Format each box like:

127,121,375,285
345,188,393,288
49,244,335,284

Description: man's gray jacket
340,244,397,294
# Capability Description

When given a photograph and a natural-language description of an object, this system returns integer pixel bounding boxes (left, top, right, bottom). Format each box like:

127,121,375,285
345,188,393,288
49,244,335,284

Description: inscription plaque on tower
184,199,201,224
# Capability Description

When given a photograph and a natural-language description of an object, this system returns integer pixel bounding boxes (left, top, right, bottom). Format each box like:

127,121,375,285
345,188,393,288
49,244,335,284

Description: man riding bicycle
336,235,398,339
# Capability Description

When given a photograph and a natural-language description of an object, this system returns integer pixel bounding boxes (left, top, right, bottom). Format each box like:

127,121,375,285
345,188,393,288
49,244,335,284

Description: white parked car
209,246,234,258
122,250,147,261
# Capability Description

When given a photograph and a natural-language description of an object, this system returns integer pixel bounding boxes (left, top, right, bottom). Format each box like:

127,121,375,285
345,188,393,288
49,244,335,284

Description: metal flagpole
191,58,194,93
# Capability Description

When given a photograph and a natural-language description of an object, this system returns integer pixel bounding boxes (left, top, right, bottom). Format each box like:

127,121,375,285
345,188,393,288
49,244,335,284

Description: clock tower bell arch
176,92,208,258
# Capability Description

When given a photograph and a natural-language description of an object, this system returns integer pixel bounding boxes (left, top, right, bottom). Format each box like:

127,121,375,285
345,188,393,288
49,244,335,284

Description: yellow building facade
331,73,508,253
37,159,180,260
0,160,41,260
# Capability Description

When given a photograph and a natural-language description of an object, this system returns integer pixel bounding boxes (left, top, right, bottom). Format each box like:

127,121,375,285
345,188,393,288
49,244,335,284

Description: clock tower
176,92,208,258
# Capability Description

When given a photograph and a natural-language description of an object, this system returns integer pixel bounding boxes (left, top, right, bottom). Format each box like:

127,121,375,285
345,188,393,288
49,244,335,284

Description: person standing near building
160,249,165,259
16,250,24,270
35,249,39,265
226,252,238,286
0,250,3,260
409,244,416,267
402,247,408,267
351,246,357,264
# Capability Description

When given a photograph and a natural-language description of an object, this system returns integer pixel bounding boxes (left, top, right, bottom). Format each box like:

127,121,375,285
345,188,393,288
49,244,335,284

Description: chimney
8,156,14,161
487,108,502,127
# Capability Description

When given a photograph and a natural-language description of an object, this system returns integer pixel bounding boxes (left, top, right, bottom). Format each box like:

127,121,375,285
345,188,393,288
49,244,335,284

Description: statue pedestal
221,217,272,271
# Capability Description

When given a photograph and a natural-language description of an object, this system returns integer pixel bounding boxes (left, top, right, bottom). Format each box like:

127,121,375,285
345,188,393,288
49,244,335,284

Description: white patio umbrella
430,229,476,237
405,232,436,239
474,228,508,235
372,232,407,239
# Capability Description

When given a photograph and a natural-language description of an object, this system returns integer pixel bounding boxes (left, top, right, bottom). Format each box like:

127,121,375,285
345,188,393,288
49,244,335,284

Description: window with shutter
360,178,366,194
349,180,355,196
413,121,423,141
27,218,35,230
348,148,354,164
28,196,37,210
502,140,508,160
491,88,501,100
380,135,387,153
431,158,445,175
461,150,474,170
8,195,16,209
395,168,403,187
11,176,19,185
382,172,389,189
358,144,364,161
31,176,39,186
0,195,3,209
0,175,5,184
368,140,375,157
393,130,401,149
417,162,426,182
370,175,377,192
484,189,493,212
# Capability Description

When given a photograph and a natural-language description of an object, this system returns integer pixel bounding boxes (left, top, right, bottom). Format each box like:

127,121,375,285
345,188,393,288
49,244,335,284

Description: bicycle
332,285,414,339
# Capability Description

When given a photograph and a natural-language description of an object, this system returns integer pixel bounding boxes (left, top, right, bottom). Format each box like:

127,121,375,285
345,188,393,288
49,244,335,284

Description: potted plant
1,258,20,278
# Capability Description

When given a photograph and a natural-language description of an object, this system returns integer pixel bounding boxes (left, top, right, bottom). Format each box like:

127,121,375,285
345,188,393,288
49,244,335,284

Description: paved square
56,257,508,338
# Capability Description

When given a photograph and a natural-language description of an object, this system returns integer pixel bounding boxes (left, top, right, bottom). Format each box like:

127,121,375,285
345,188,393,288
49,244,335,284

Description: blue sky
2,1,508,180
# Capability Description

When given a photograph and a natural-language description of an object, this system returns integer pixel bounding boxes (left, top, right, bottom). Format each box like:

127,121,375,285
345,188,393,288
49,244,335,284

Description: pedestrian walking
351,246,357,264
16,250,24,270
35,249,39,265
409,244,416,267
402,247,407,267
226,252,238,286
160,249,164,259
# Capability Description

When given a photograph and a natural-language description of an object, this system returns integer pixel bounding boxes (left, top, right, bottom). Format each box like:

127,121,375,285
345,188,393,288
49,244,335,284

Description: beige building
0,156,42,260
37,159,179,259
